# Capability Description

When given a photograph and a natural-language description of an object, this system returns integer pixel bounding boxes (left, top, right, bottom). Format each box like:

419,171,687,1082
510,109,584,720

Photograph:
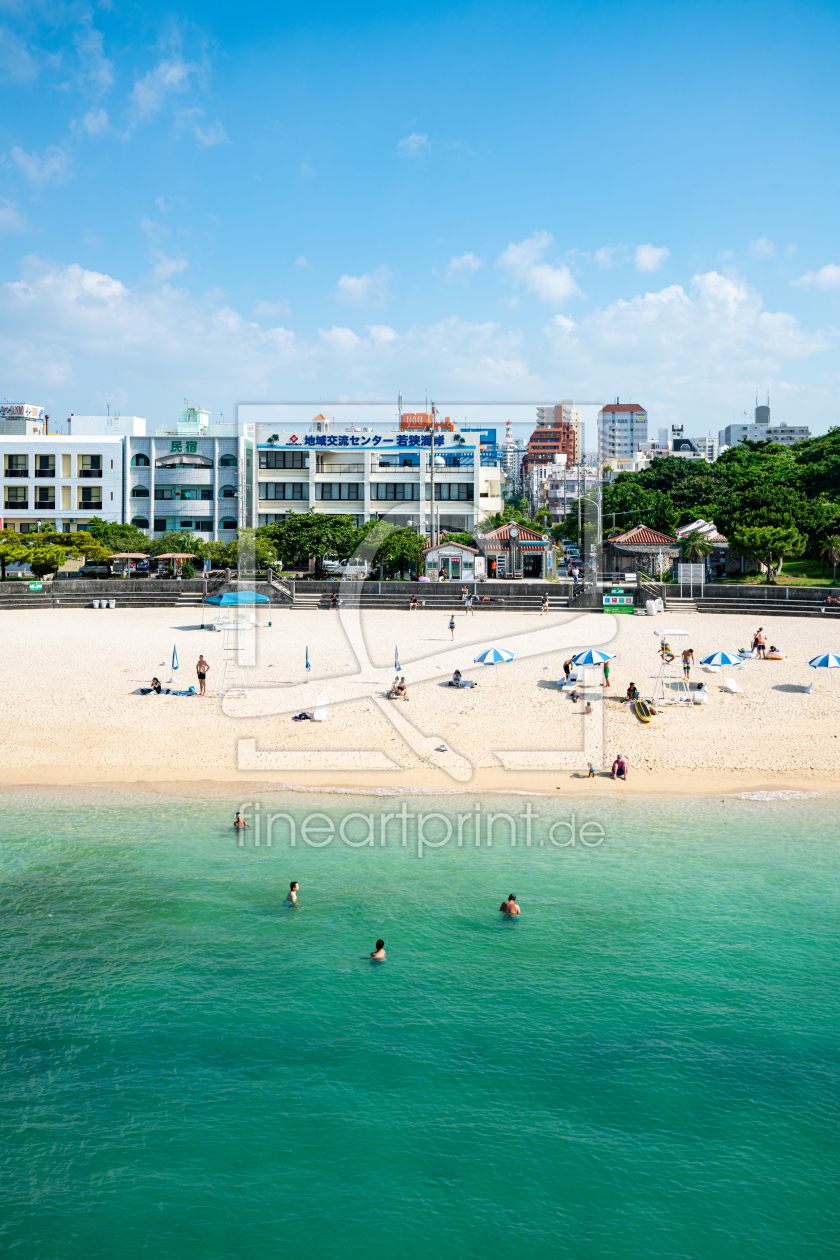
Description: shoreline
0,765,835,798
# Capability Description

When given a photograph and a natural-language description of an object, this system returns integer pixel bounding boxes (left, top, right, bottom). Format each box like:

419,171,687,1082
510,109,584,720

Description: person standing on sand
449,614,456,640
500,895,521,916
602,661,611,688
682,647,694,678
755,628,767,659
563,658,573,682
196,654,209,696
587,763,596,778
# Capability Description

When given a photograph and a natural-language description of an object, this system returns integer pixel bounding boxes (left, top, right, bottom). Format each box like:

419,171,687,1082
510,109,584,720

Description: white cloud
749,237,777,259
176,109,229,147
594,246,618,270
497,231,581,303
445,253,482,281
74,23,113,96
295,255,310,268
366,324,399,344
10,145,69,187
0,199,26,233
634,243,670,272
791,264,840,291
0,26,39,84
71,108,110,137
151,251,188,280
253,299,291,318
131,58,194,118
397,133,429,156
785,244,798,258
336,265,393,307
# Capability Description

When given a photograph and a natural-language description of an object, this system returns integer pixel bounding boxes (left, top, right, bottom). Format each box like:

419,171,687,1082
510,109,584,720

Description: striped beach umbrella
699,651,742,667
474,645,514,684
572,649,615,666
305,645,310,677
808,652,840,687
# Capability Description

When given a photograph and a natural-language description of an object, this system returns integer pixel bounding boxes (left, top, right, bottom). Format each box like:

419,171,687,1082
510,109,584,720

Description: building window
220,517,237,529
371,483,419,501
5,455,27,478
35,455,55,477
316,483,363,500
35,487,55,507
260,482,309,501
154,487,175,500
79,455,102,478
426,483,474,501
259,450,308,469
193,519,213,531
131,486,150,498
154,518,167,532
219,453,238,467
131,453,150,467
79,488,102,507
219,485,237,498
5,486,27,508
131,516,150,529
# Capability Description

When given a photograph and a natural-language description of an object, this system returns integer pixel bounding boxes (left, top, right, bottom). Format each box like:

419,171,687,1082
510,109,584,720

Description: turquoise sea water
1,788,839,1259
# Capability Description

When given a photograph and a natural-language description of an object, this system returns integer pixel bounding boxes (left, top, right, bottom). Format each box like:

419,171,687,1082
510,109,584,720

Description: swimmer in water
234,812,248,829
370,939,386,960
285,880,298,906
499,894,521,916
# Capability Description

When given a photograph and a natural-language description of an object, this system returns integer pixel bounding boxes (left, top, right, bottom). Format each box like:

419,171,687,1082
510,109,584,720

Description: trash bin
645,599,655,616
109,599,115,609
92,599,100,608
655,598,664,613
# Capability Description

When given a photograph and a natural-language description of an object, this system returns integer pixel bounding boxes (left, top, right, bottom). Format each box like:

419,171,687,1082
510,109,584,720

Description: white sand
1,603,838,794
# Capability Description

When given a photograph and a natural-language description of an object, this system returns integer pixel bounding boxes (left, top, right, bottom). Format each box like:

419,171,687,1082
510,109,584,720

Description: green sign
29,582,43,591
170,441,182,452
185,441,198,453
603,594,634,613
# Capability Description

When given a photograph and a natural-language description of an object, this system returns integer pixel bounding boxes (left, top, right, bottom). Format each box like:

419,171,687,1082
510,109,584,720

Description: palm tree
681,530,714,563
820,534,840,582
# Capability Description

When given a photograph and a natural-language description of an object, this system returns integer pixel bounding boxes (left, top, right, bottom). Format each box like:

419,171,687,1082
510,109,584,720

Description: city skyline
2,2,840,433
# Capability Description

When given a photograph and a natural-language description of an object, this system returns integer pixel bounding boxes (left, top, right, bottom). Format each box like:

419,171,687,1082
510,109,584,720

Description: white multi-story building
254,417,502,535
598,402,648,461
1,436,124,533
545,464,600,524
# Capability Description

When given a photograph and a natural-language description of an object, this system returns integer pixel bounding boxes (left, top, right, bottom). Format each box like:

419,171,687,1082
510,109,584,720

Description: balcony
79,469,103,479
315,461,364,474
34,469,55,478
4,500,27,510
5,469,28,478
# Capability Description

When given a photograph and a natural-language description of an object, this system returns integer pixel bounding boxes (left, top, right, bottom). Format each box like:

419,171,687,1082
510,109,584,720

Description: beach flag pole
395,645,401,673
305,645,310,682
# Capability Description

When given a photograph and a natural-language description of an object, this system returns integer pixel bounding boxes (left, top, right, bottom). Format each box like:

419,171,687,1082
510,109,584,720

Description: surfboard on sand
633,699,652,723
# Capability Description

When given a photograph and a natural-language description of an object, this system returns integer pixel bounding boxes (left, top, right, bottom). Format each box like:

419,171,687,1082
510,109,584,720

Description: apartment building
1,436,124,532
597,401,648,461
125,433,251,540
254,418,502,534
718,404,810,449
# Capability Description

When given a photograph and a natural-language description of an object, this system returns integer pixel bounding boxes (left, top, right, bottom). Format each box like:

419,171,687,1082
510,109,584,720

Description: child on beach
449,615,456,640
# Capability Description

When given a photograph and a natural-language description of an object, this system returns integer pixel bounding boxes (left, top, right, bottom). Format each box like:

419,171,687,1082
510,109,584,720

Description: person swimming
370,939,386,960
234,812,248,829
285,880,299,906
499,894,521,916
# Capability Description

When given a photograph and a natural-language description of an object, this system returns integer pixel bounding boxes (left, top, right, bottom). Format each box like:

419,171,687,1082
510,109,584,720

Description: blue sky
2,0,840,436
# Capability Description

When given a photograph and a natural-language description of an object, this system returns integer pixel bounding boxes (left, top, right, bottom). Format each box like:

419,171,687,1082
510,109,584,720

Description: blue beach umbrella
172,644,179,672
395,645,401,672
474,645,515,683
305,646,311,676
699,651,742,667
572,649,615,667
808,652,840,687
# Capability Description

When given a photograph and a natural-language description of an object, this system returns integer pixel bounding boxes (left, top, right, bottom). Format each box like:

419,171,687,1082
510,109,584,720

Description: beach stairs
287,587,570,614
0,581,219,611
696,594,840,618
663,595,698,613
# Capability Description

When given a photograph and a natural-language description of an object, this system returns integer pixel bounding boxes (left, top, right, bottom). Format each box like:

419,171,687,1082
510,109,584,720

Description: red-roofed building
603,523,680,578
475,521,559,579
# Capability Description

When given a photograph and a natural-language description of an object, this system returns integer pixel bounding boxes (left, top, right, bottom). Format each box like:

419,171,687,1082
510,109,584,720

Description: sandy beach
0,602,837,795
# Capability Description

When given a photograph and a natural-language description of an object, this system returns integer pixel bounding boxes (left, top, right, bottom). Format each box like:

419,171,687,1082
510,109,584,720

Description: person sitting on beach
611,754,629,781
394,676,409,701
585,701,592,715
387,675,401,698
234,812,248,829
150,677,162,694
409,595,418,611
450,670,464,687
626,682,638,702
659,640,674,662
285,881,299,906
330,592,339,609
371,939,386,960
499,894,521,916
570,689,580,703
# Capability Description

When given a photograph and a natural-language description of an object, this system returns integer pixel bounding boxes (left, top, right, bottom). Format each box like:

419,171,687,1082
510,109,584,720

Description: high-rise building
536,404,580,463
524,406,576,476
598,401,648,462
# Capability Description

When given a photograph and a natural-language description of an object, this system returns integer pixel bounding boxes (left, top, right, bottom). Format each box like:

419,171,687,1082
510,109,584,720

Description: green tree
729,525,805,584
680,530,714,563
261,512,359,577
0,535,26,580
224,528,278,571
371,528,427,578
440,531,475,547
820,534,840,581
84,518,152,553
150,532,207,559
28,543,83,578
